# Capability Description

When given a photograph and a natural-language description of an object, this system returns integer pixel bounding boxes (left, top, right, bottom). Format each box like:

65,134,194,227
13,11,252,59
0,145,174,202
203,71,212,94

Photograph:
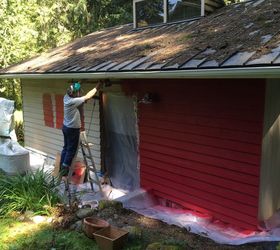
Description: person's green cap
73,82,81,92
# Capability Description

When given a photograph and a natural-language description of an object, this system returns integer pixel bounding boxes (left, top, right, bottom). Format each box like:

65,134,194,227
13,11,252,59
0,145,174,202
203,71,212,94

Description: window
135,0,164,28
168,0,202,23
133,0,205,28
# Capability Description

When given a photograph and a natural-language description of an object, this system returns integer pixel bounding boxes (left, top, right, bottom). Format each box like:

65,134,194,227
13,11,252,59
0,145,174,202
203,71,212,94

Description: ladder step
85,155,92,160
78,131,106,198
81,141,94,146
88,167,97,172
89,179,102,185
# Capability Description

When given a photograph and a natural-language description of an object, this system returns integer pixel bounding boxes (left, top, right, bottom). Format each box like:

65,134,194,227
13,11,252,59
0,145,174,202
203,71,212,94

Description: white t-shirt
63,94,86,128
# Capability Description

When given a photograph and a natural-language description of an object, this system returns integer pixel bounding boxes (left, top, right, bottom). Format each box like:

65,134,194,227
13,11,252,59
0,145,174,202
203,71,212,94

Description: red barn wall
123,79,265,229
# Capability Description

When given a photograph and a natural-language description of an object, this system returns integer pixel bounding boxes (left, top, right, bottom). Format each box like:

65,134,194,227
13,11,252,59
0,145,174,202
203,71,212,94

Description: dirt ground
57,200,279,250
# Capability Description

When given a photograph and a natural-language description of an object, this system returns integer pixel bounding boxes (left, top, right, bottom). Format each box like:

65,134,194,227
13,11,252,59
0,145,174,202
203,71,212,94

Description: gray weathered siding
259,79,280,220
21,79,101,170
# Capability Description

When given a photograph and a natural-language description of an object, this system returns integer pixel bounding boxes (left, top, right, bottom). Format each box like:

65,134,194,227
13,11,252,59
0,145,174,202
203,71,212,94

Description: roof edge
0,66,280,80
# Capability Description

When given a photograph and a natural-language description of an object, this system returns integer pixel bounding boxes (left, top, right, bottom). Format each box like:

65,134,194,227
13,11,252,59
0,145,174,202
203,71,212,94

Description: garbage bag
0,139,30,175
0,97,15,137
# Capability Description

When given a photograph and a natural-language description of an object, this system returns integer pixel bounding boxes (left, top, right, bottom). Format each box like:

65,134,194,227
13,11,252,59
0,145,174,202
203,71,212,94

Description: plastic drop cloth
0,97,30,174
117,189,280,245
0,97,14,136
103,93,140,191
0,139,30,174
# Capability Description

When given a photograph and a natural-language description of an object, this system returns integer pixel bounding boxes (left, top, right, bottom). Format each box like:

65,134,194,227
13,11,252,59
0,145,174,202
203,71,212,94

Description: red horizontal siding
141,157,259,198
141,176,258,226
140,126,260,154
123,79,264,229
141,135,260,165
140,119,260,144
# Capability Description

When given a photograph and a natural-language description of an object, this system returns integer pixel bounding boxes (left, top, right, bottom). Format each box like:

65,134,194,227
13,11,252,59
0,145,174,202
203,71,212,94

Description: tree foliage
0,0,132,109
0,0,242,109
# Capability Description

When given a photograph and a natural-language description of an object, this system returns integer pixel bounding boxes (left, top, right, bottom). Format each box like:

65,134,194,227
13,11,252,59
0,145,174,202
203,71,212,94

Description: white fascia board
201,0,205,16
1,67,280,80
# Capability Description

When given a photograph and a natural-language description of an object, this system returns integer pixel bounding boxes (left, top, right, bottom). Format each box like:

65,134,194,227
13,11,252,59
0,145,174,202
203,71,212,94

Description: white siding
259,79,280,220
21,79,101,169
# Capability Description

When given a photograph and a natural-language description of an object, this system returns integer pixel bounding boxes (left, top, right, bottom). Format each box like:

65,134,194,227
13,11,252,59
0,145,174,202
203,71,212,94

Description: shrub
14,121,24,145
0,169,61,217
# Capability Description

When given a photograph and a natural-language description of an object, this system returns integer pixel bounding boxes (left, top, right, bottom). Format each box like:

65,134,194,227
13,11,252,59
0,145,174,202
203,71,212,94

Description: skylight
133,0,206,28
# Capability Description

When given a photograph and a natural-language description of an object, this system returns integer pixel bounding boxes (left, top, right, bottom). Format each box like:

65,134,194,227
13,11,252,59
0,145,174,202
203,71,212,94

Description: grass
0,216,170,250
0,217,98,250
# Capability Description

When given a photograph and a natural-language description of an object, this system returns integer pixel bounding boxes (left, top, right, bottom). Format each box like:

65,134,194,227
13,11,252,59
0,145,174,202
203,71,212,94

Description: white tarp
0,139,30,175
117,189,280,245
103,93,140,191
0,98,30,174
0,97,14,136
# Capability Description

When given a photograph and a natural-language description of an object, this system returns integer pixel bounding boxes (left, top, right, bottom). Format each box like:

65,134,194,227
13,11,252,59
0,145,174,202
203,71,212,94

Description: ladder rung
85,156,94,161
81,142,94,147
89,179,102,185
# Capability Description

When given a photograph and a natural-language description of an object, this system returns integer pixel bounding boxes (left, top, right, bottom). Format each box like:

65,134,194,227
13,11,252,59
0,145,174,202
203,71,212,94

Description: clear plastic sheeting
0,139,30,175
0,98,30,174
117,189,280,245
26,147,55,173
103,93,139,191
0,97,14,137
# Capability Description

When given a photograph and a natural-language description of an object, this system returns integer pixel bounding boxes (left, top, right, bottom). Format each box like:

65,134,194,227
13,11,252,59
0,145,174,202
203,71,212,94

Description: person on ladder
59,81,101,177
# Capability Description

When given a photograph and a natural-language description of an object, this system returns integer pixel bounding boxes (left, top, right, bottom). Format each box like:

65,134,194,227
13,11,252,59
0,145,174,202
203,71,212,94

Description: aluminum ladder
79,131,105,198
64,131,105,205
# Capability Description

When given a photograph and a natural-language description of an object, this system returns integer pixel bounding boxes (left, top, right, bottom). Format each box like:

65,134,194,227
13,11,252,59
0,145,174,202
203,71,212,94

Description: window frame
133,0,205,29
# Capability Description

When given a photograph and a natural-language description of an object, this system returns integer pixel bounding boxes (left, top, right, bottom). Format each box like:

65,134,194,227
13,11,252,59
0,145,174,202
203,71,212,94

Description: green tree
0,0,132,109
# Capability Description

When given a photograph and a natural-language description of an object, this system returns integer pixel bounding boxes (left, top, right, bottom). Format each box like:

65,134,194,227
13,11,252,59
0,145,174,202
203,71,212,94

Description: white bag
0,97,15,136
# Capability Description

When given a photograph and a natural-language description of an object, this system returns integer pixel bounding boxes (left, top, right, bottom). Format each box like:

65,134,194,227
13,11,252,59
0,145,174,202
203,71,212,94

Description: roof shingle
1,0,280,75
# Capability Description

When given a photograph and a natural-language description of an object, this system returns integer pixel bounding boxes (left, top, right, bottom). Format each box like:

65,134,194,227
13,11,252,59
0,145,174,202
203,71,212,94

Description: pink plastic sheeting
116,189,280,245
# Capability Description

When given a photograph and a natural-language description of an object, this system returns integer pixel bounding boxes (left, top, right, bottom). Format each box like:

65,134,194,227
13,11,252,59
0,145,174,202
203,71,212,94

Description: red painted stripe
42,93,54,128
55,94,64,129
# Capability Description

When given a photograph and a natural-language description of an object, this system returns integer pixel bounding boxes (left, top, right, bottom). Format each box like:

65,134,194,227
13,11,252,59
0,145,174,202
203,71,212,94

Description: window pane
136,0,164,28
168,0,201,22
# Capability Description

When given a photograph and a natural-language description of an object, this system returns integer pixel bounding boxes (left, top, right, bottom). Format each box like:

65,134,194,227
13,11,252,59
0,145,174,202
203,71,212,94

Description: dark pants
60,125,80,167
